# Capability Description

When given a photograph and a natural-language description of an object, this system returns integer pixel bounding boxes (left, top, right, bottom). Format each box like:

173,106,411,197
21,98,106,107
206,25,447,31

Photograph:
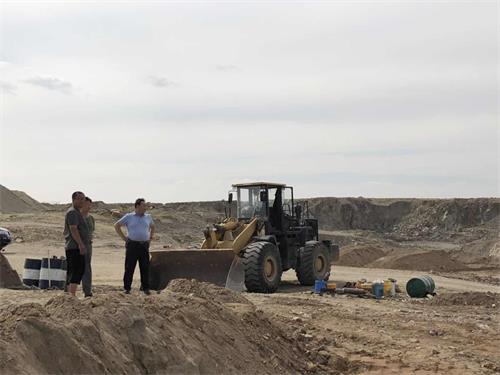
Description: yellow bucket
384,280,393,296
326,282,336,290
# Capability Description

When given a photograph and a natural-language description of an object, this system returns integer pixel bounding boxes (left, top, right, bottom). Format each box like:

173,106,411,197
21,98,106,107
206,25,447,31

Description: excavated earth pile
369,250,469,272
0,185,47,214
0,254,23,289
429,292,499,307
0,280,326,375
307,197,499,236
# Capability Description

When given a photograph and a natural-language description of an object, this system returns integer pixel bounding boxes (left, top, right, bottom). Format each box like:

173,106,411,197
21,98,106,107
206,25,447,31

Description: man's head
81,197,92,215
72,191,86,209
134,198,147,215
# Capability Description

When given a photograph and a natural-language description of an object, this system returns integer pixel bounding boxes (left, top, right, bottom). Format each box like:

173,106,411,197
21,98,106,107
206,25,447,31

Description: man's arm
149,223,155,241
114,222,128,242
70,225,86,255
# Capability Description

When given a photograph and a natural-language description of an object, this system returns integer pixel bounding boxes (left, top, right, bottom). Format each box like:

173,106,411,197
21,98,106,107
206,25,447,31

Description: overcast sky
0,1,498,203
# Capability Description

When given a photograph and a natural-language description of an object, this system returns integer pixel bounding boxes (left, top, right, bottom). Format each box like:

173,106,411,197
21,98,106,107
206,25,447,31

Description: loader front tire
242,241,282,293
295,241,331,286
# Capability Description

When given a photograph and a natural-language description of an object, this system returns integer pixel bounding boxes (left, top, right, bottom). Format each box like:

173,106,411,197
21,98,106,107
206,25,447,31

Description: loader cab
232,182,296,230
231,181,325,277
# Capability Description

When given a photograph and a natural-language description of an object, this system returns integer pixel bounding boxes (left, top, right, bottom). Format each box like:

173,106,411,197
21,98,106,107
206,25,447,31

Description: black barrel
406,276,435,298
22,258,42,287
39,256,67,289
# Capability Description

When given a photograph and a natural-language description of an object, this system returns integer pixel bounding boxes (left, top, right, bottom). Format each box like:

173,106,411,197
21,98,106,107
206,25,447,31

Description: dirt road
6,241,499,294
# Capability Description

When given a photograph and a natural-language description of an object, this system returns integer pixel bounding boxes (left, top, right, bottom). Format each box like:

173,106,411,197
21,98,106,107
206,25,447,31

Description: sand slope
0,185,45,214
0,280,317,375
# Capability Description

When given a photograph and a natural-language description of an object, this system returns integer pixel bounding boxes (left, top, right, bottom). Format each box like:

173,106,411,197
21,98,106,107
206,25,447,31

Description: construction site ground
0,193,499,374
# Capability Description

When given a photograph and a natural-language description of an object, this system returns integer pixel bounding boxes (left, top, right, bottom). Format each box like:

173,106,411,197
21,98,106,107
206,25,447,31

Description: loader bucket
149,249,237,290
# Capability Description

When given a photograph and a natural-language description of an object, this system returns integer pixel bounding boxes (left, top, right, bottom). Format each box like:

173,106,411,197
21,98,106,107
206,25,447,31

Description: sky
0,1,498,203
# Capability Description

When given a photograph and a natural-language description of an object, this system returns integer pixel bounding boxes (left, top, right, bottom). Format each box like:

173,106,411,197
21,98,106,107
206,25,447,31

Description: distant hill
11,190,48,211
0,185,46,213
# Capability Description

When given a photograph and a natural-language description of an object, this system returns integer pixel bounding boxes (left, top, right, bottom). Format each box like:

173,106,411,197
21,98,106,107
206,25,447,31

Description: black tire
242,241,282,293
295,241,331,286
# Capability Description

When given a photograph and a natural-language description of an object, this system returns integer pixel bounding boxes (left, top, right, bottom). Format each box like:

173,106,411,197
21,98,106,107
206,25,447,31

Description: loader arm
232,218,257,253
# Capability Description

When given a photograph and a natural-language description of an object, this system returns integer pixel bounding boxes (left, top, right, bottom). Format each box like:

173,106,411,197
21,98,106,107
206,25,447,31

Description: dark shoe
84,294,93,298
143,289,151,295
124,289,131,294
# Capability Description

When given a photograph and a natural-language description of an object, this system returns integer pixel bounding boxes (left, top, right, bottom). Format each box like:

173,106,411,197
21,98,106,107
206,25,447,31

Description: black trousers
66,248,85,284
124,240,150,291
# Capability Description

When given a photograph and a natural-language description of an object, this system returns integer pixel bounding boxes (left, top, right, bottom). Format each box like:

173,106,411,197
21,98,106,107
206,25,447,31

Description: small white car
0,227,12,250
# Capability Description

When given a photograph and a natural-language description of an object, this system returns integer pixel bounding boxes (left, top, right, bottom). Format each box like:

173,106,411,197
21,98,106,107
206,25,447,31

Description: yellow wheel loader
149,182,340,293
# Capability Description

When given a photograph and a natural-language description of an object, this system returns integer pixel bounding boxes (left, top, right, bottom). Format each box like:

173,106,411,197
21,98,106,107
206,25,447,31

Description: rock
482,363,500,371
330,356,350,372
476,323,490,331
432,349,440,355
306,362,317,371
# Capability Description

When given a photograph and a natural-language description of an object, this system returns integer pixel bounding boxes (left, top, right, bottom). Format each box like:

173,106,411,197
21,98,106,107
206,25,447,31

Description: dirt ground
2,236,499,374
0,193,499,374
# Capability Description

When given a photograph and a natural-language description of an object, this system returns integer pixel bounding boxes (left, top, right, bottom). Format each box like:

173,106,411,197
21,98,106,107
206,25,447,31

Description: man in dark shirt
64,191,89,296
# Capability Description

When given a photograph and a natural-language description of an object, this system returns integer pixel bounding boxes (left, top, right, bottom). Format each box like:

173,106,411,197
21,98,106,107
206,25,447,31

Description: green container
406,276,435,298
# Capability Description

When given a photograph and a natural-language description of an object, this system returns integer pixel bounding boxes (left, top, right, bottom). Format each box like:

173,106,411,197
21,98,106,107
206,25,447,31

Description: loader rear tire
295,241,331,286
242,241,282,293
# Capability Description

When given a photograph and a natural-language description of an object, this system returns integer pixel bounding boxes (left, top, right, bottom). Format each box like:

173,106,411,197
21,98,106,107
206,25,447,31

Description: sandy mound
0,254,23,288
11,191,47,211
0,185,44,214
430,292,499,307
308,197,412,231
369,250,468,272
0,280,313,374
452,237,500,265
337,245,388,267
166,278,250,304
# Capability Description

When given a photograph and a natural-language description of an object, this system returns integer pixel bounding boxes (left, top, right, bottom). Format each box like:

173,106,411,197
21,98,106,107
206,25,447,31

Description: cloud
23,76,73,94
215,64,238,72
0,2,496,201
0,60,15,68
147,75,178,88
0,81,17,95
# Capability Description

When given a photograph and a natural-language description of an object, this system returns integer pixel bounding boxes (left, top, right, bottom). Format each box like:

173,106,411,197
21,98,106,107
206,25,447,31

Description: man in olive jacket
81,197,95,297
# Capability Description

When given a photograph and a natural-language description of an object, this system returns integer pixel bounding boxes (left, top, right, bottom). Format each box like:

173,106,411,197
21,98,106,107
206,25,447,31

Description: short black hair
85,197,92,203
72,191,84,200
135,198,146,208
